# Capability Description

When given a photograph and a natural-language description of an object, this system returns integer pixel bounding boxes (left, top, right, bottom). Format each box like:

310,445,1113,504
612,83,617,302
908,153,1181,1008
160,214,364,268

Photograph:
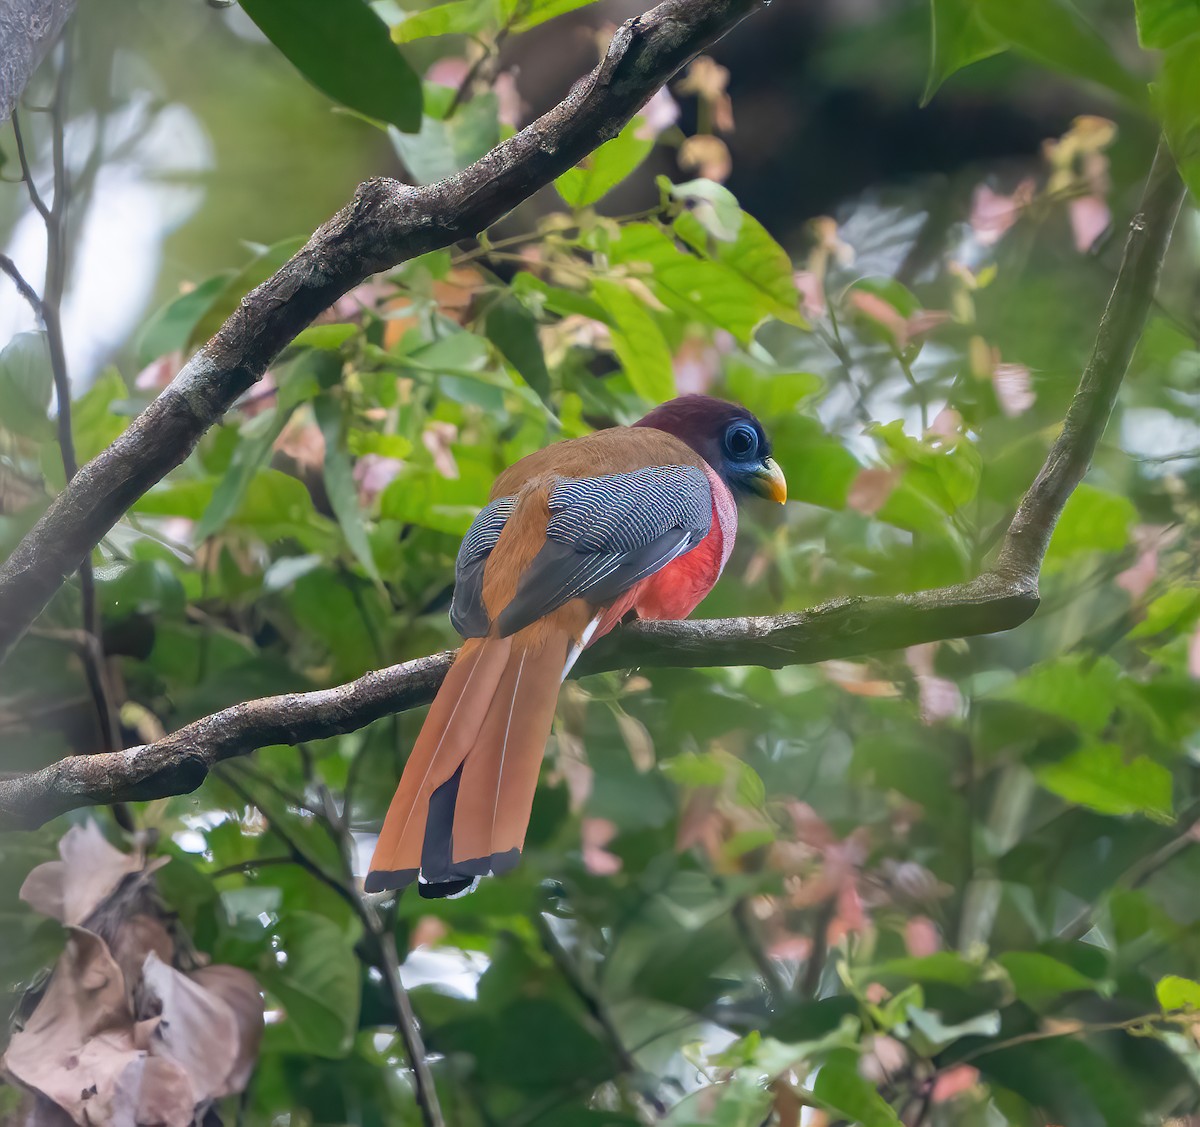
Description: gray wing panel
450,495,517,638
494,464,711,637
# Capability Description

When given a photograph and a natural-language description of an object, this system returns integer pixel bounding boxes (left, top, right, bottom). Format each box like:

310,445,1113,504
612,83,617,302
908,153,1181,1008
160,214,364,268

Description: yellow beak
748,457,787,504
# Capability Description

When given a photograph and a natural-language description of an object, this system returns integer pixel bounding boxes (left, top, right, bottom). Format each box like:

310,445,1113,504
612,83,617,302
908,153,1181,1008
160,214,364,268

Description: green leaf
725,365,822,417
504,0,603,31
924,0,1144,105
1045,483,1137,562
978,1037,1142,1127
292,324,358,351
609,224,787,344
661,751,727,787
667,178,743,242
71,368,128,464
975,0,1144,103
923,0,1005,105
999,654,1121,734
233,469,327,537
315,396,381,581
394,0,602,42
591,279,675,402
262,911,362,1058
869,420,982,515
706,1073,776,1127
99,559,187,620
632,918,740,1009
1129,588,1200,637
675,210,805,328
813,1050,903,1127
905,1006,1001,1053
768,416,859,510
194,410,290,543
390,91,499,184
135,273,231,366
512,273,609,322
347,430,413,458
486,998,612,1088
1157,974,1200,1011
485,297,551,401
187,238,306,352
861,952,983,987
0,331,54,439
239,0,422,131
998,952,1096,1008
1156,36,1200,204
379,460,493,535
555,118,653,208
1136,0,1200,48
133,479,216,520
1035,742,1173,822
393,0,495,41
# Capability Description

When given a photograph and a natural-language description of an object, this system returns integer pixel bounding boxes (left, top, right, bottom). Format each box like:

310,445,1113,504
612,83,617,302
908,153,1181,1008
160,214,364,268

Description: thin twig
447,23,512,118
799,899,834,1000
950,1013,1169,1067
994,140,1184,590
0,254,44,316
12,43,126,821
1057,797,1200,942
217,770,362,916
534,911,666,1121
820,300,873,427
219,767,446,1127
11,112,51,222
372,921,447,1127
731,896,788,998
892,344,928,432
211,855,297,879
43,44,77,480
224,758,328,819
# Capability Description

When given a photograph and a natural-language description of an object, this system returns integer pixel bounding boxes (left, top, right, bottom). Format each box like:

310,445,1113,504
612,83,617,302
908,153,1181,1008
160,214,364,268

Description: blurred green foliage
4,0,1200,1124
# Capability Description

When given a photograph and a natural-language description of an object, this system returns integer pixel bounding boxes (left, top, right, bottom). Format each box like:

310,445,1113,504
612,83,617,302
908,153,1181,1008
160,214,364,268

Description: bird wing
494,463,712,637
450,495,518,637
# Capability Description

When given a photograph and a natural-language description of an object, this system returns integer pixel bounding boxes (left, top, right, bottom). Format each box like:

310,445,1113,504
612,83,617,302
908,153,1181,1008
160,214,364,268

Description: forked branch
0,0,763,664
0,137,1184,829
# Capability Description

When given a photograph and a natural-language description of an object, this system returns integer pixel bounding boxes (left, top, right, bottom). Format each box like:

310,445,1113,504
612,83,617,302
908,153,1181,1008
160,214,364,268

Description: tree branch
0,0,764,665
0,0,75,122
994,140,1184,589
11,43,127,823
534,910,667,1121
0,135,1183,828
219,770,445,1127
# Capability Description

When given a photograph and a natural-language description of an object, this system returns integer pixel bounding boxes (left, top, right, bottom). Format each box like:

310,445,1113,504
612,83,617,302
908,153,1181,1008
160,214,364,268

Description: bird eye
724,423,758,459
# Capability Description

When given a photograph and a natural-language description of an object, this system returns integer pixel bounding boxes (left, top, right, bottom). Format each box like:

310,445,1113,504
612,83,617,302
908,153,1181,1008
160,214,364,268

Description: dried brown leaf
615,711,655,773
187,965,264,1095
140,953,242,1102
103,1055,196,1127
3,928,137,1123
20,822,143,926
109,916,174,1007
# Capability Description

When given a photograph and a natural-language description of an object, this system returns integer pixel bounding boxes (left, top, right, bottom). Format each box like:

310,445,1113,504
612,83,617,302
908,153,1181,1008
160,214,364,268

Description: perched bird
366,395,786,897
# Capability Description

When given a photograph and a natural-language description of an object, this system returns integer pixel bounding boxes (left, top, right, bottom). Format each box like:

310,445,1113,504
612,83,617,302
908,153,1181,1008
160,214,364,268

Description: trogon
366,394,787,897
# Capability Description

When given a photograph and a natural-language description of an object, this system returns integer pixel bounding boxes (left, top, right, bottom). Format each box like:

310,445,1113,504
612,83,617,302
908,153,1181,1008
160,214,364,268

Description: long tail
365,629,570,898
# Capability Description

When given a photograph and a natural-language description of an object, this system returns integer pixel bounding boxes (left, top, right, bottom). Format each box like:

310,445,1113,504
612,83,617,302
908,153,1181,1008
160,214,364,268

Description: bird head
634,395,787,504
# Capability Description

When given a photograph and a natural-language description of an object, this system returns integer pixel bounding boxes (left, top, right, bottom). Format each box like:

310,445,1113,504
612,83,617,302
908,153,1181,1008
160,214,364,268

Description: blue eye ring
724,422,759,460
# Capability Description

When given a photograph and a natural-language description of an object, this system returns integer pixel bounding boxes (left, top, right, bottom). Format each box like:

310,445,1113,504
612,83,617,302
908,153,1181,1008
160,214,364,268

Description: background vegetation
3,0,1200,1124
